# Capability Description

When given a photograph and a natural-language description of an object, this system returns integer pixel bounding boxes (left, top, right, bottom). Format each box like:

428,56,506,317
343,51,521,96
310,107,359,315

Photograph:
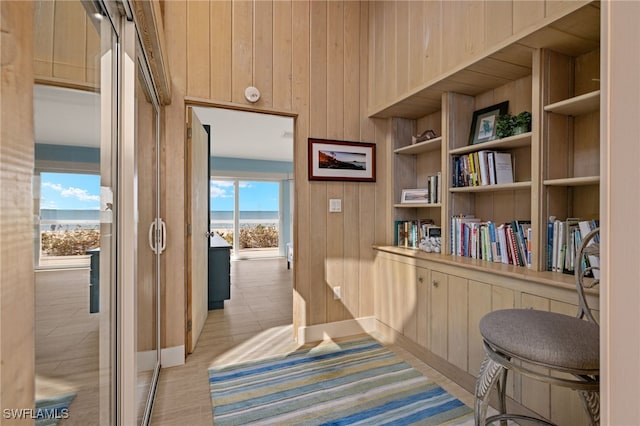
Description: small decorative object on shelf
401,188,430,204
513,111,532,135
419,225,442,253
495,111,532,139
412,129,437,144
468,101,509,145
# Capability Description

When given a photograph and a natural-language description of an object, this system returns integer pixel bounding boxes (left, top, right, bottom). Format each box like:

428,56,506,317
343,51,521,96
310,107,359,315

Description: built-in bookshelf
541,48,600,271
386,29,600,276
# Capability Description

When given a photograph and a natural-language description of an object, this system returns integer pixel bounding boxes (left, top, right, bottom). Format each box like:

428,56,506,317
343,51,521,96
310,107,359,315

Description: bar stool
474,227,600,425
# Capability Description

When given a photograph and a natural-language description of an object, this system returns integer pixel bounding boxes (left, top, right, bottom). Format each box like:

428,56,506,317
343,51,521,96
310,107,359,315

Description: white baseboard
137,350,158,372
138,345,185,370
297,316,377,345
160,345,185,367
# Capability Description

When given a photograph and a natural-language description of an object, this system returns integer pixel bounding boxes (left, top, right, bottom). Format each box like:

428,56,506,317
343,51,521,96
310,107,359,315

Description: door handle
148,220,158,254
159,218,167,254
149,219,167,255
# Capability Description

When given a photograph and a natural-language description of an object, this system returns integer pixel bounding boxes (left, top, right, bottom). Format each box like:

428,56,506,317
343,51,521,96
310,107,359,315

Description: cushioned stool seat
474,227,600,426
480,309,599,372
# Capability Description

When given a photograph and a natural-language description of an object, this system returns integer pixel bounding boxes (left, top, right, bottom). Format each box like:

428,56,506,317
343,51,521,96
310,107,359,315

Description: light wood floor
35,267,102,426
150,257,477,426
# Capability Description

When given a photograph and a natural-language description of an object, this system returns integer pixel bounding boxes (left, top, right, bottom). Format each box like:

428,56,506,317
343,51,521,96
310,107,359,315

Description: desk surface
210,233,231,248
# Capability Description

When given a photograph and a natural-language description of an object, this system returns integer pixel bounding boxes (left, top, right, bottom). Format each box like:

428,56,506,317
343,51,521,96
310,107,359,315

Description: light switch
329,199,342,213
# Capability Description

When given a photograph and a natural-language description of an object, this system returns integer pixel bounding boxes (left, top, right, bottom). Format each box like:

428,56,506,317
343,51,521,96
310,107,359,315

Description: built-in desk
208,233,231,309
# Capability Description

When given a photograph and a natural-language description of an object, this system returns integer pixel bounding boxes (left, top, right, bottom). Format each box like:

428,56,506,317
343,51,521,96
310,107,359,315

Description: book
578,220,600,279
547,216,556,271
512,220,531,268
493,152,514,184
487,152,497,185
478,151,490,186
497,224,510,264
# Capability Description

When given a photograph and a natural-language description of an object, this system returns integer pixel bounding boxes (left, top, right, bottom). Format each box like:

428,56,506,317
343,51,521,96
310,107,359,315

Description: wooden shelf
394,203,442,208
449,132,531,155
394,137,442,155
544,90,600,116
544,176,600,186
450,181,532,193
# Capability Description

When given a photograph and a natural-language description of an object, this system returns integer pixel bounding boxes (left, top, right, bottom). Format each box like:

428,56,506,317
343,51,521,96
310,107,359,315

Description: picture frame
401,188,430,204
308,138,376,182
468,101,509,145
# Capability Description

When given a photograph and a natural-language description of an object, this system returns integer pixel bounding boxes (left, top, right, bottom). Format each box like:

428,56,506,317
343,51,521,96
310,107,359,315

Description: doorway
186,106,295,352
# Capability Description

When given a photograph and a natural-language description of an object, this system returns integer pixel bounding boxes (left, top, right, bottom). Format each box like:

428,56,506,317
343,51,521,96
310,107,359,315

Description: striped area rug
35,393,75,426
209,337,473,425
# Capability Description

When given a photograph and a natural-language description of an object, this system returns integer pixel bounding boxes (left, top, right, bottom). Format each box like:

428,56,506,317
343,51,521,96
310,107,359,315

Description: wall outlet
333,286,341,300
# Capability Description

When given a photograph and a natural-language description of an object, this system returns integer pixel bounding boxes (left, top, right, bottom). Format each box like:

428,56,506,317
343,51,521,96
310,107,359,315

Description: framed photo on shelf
401,188,429,204
468,101,509,145
308,138,376,182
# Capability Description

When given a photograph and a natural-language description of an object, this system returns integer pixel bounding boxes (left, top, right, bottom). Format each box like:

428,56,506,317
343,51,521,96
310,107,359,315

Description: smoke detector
244,86,261,103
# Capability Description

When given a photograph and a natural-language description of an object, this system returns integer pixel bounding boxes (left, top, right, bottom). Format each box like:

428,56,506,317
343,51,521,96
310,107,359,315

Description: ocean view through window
38,172,100,263
210,179,281,257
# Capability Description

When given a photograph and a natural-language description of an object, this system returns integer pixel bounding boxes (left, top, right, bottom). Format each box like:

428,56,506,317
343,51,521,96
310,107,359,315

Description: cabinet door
403,264,418,342
415,267,430,349
430,270,448,359
447,275,468,371
375,256,394,330
468,280,492,376
375,256,406,334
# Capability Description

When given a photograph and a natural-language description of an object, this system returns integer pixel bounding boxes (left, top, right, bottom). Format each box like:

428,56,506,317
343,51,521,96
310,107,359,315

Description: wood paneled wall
368,0,588,113
33,0,99,88
162,0,389,342
1,0,36,415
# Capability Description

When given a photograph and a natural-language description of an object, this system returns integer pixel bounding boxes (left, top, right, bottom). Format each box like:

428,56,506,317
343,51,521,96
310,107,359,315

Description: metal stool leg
578,390,600,426
475,356,505,426
496,367,508,426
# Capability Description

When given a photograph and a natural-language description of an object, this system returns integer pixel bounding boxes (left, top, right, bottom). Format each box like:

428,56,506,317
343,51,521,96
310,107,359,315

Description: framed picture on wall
308,138,376,182
468,101,509,145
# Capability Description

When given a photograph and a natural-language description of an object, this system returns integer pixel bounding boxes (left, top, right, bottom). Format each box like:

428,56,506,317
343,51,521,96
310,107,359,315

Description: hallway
150,258,475,425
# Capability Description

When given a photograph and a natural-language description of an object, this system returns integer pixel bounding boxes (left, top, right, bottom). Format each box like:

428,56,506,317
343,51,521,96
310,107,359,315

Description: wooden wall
368,0,589,114
33,0,99,88
1,0,36,416
162,0,390,342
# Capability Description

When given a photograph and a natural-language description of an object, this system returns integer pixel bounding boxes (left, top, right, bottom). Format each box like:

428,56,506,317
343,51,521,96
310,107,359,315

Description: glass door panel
135,54,161,425
32,1,118,424
210,179,236,254
238,181,280,258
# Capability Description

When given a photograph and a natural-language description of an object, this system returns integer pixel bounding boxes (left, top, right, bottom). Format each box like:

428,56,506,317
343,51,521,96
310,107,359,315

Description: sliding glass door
32,1,120,424
210,179,282,259
238,180,280,258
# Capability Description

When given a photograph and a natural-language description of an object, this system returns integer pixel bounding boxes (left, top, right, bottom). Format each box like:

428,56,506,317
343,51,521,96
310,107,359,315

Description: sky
39,173,279,212
210,180,279,211
40,172,100,210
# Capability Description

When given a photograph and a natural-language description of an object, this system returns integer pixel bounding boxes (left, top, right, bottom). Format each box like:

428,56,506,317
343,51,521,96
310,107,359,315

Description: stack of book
395,220,440,249
426,172,442,204
547,217,599,277
452,151,513,187
450,215,532,268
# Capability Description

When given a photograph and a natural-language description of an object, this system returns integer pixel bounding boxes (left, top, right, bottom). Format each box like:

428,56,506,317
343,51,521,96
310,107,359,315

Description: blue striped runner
209,337,473,425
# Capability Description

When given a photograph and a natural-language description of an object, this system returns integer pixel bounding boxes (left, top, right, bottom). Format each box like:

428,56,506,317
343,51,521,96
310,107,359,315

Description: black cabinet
208,234,231,310
86,248,100,313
